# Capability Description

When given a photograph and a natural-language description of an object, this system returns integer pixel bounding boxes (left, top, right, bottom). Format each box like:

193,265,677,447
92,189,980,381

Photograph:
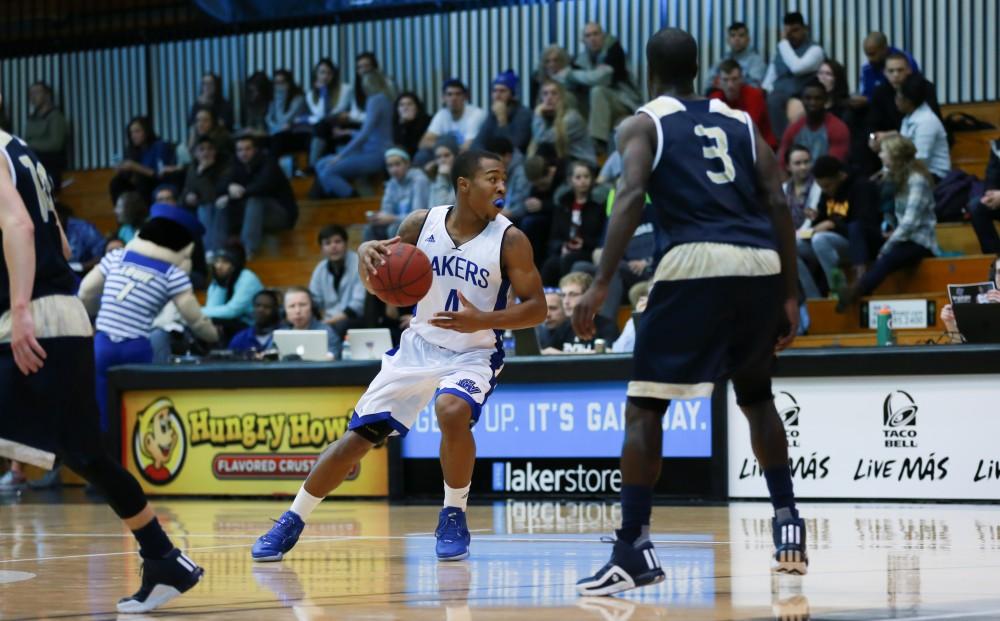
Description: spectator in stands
530,79,596,168
532,45,576,109
704,22,767,91
185,136,231,253
343,53,395,127
970,139,1000,254
857,32,920,103
153,183,208,290
228,289,282,354
109,116,174,204
56,202,105,273
520,154,565,263
188,72,234,129
763,12,825,139
306,59,351,166
308,224,366,338
837,136,939,312
392,92,431,158
414,79,486,165
567,22,640,150
783,145,821,233
816,60,850,119
113,190,148,244
178,105,233,167
267,69,308,161
542,161,605,286
202,242,264,341
709,59,777,148
426,136,458,207
368,148,428,241
542,271,618,354
281,286,342,359
868,53,942,144
895,74,951,181
611,281,650,354
486,136,529,221
800,156,881,298
472,70,532,154
778,80,850,167
243,71,272,133
24,81,68,189
217,134,297,258
940,256,1000,343
536,289,566,350
313,72,393,199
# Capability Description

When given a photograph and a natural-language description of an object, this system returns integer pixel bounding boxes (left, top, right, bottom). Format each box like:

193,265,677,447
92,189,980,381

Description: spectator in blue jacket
56,202,106,273
472,70,533,153
109,116,175,204
202,242,264,341
228,289,282,354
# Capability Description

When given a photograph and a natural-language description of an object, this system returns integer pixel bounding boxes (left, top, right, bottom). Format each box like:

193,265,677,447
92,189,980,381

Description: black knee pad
734,379,774,408
627,396,670,415
351,420,394,446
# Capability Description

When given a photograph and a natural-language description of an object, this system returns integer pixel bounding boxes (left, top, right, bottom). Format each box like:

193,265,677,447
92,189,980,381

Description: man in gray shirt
308,224,367,338
704,22,767,92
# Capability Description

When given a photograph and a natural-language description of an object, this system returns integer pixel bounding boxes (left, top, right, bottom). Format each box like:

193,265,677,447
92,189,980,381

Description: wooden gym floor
3,493,1000,620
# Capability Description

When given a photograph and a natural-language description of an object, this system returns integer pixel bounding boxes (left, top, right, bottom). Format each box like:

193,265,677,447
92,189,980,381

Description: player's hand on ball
571,282,608,341
429,292,487,333
10,306,46,375
359,236,401,277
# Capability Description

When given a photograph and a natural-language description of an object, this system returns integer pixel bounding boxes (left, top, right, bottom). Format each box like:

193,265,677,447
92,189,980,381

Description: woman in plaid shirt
837,135,938,312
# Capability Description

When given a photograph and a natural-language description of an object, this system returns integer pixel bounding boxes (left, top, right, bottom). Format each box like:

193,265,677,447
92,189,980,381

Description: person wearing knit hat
472,69,533,154
365,146,430,241
412,78,487,166
78,203,219,431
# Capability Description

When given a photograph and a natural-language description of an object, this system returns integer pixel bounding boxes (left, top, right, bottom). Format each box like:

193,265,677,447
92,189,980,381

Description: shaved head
647,28,698,94
864,32,888,48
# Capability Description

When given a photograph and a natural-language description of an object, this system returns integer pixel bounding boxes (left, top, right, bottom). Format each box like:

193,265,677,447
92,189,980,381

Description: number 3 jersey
0,131,76,314
409,205,512,353
638,96,776,253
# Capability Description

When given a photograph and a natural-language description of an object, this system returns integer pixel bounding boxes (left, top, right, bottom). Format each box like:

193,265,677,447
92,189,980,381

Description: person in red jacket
709,59,777,148
777,80,849,170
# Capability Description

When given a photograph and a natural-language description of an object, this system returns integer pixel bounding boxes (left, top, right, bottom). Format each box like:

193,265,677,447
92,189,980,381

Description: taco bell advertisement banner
401,381,712,459
121,387,388,496
728,375,1000,500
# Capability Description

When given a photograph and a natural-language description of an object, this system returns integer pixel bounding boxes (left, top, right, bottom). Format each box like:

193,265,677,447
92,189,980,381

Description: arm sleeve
308,261,326,309
77,265,106,316
906,118,936,161
762,63,777,92
746,54,768,87
508,106,534,152
426,109,447,135
778,41,825,75
336,97,383,158
567,64,613,88
242,160,284,198
172,289,219,342
887,180,929,247
202,272,263,319
412,173,430,213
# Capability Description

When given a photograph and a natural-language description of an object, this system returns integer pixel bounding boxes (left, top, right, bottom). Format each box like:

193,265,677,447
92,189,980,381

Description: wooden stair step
936,222,995,256
790,328,945,348
869,255,994,295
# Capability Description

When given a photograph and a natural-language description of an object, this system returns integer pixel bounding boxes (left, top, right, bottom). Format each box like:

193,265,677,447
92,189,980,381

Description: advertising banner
121,387,388,496
401,381,712,459
728,375,1000,500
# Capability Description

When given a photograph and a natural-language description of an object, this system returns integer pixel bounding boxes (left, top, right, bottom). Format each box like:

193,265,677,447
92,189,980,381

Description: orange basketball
369,242,433,307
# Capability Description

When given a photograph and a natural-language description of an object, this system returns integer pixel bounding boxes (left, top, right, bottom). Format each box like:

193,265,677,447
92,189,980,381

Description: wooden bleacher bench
941,101,1000,178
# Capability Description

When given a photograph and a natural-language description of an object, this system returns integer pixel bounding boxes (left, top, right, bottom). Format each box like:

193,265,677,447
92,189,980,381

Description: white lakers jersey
409,205,512,352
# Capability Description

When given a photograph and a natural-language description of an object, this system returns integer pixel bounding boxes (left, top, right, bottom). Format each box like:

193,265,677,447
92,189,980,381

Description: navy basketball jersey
638,96,776,252
0,131,76,314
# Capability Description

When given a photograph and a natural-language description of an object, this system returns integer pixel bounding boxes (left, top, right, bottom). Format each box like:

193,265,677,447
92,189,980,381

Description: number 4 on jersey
444,288,460,312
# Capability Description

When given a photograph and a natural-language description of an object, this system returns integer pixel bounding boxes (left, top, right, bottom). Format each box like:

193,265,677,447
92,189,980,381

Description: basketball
369,242,433,307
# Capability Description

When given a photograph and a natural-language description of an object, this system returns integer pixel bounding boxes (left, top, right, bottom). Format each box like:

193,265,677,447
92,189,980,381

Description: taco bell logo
882,390,918,448
775,391,801,447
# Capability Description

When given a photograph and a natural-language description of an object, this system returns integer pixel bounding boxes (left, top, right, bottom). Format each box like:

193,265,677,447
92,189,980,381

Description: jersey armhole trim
498,223,514,280
0,147,16,186
413,207,434,244
637,107,663,171
743,111,757,163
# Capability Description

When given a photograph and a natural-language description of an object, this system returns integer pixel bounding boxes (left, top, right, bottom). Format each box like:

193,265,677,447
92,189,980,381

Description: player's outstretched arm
753,125,800,351
572,113,654,340
356,209,429,294
0,149,47,374
428,227,546,333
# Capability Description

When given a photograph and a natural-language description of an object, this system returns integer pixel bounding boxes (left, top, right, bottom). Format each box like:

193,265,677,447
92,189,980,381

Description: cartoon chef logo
132,397,187,485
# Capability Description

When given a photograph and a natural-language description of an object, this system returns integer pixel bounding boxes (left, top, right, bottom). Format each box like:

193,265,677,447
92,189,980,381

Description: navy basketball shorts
628,274,784,405
0,336,105,457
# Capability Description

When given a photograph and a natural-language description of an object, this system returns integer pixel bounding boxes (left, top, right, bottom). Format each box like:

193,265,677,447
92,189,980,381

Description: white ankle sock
443,483,471,512
289,486,324,521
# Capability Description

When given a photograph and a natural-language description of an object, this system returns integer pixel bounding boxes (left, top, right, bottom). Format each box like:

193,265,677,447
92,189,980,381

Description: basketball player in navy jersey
572,29,806,595
252,150,546,562
0,97,204,613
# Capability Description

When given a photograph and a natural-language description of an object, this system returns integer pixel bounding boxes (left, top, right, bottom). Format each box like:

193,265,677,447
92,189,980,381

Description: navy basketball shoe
771,513,809,575
576,533,665,596
435,507,470,561
116,549,204,613
252,510,305,562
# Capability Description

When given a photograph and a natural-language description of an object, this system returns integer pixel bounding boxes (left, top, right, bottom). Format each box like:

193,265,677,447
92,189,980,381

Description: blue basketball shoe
252,510,305,562
771,513,809,575
435,507,470,561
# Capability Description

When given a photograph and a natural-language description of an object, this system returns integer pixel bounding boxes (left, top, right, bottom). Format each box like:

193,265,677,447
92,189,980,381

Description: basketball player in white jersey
252,149,547,562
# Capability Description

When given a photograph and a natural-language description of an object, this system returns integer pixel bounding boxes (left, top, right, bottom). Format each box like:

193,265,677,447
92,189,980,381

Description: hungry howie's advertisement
122,387,388,496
